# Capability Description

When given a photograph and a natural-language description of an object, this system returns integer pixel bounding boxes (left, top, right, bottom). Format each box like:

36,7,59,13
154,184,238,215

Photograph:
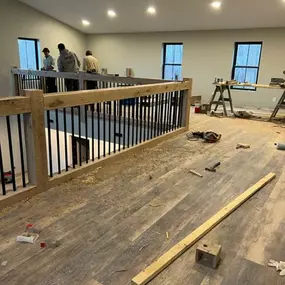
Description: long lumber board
132,172,276,285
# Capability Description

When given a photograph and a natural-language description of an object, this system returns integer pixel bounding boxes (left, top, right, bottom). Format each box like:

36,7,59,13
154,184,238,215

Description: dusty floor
1,114,285,285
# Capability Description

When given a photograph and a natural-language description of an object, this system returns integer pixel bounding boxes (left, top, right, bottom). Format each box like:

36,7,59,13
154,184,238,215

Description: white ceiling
19,0,285,34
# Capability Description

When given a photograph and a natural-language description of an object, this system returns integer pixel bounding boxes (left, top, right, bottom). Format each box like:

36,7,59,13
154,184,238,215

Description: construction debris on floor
186,131,221,143
236,143,251,149
275,143,285,150
205,162,221,172
268,259,285,276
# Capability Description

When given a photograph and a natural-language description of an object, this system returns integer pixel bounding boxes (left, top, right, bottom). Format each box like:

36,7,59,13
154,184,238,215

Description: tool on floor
275,143,285,150
268,259,285,276
236,143,250,149
196,242,222,269
205,162,221,172
186,131,221,143
189,169,203,178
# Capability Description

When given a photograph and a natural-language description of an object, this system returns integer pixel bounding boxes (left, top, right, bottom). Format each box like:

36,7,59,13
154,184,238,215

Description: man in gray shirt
57,43,81,91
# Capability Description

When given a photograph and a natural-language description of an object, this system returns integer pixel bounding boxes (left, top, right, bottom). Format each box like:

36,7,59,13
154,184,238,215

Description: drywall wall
0,0,86,98
87,28,285,109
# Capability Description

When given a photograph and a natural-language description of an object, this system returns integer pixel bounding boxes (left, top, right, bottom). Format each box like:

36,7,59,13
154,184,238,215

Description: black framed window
18,37,41,70
231,42,262,91
162,43,183,80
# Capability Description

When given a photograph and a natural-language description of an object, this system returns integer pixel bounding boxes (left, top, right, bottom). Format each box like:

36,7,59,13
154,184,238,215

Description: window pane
18,39,38,70
245,68,258,84
236,44,249,66
165,45,175,64
233,67,246,83
165,44,183,64
174,45,183,64
164,65,182,80
247,45,261,67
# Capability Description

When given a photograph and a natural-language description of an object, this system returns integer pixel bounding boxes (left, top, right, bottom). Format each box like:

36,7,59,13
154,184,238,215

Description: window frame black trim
231,41,263,92
162,43,183,80
18,37,40,70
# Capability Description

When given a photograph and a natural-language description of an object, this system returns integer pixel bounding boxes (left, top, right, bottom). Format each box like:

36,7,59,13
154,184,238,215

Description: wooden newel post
181,78,192,130
23,90,48,188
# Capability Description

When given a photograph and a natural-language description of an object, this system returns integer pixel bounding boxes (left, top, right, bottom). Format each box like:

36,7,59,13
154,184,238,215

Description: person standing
57,43,81,91
42,48,57,93
83,50,100,90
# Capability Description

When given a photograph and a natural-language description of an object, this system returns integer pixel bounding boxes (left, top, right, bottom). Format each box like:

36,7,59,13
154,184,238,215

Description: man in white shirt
57,43,81,91
42,48,57,93
83,50,100,90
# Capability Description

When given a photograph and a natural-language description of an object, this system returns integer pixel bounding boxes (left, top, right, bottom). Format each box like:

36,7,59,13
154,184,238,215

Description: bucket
195,103,201,113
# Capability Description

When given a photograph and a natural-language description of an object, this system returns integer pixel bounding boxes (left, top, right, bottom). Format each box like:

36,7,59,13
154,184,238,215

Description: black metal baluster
108,102,111,155
136,97,139,144
17,114,26,187
97,103,100,159
131,100,134,147
143,97,147,141
63,108,68,171
47,110,53,176
139,97,143,143
163,93,168,133
103,102,106,157
78,107,82,166
128,99,130,148
147,96,151,140
169,92,174,131
151,95,155,138
0,144,6,195
85,105,88,163
123,101,126,149
118,100,121,152
160,93,164,135
154,94,159,137
6,116,16,191
173,91,178,130
91,104,95,161
71,107,76,168
114,100,117,153
55,109,61,174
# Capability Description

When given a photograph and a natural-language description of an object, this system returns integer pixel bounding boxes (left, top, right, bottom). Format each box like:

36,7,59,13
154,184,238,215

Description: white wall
87,29,285,109
0,0,87,98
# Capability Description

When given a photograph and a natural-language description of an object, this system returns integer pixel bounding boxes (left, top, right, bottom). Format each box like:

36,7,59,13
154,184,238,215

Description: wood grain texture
0,96,31,116
131,173,276,285
1,114,284,285
44,81,190,110
24,90,48,188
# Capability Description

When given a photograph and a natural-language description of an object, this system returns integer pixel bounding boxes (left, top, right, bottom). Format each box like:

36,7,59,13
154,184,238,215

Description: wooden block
196,242,221,269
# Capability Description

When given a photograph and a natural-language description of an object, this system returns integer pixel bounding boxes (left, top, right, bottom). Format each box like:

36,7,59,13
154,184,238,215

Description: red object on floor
195,106,201,113
40,242,47,248
26,224,34,228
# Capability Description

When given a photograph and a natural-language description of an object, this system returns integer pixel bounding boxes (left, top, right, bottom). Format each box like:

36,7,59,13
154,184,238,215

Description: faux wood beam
131,173,276,285
44,82,190,110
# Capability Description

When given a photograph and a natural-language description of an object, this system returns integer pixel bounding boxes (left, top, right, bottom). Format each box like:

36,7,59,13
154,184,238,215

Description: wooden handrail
11,68,172,85
44,81,191,110
0,96,31,116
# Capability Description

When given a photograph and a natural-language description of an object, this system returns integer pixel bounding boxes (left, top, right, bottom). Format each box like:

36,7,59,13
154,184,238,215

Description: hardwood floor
1,114,285,285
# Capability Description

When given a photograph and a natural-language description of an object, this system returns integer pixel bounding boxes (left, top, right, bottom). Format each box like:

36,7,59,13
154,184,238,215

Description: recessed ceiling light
211,1,222,9
82,19,90,26
147,6,156,15
108,10,117,17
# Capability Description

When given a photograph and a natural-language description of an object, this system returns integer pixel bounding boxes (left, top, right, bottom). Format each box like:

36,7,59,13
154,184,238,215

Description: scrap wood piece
131,173,276,285
189,169,203,178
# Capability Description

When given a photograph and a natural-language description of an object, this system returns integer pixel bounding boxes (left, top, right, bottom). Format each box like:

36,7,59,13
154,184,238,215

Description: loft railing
11,68,171,96
0,78,192,208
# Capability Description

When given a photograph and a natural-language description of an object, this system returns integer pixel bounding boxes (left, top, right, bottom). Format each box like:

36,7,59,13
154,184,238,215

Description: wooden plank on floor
131,173,276,285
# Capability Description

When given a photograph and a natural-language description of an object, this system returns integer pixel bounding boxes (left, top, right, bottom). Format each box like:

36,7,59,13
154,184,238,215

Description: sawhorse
269,89,285,121
209,84,234,117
